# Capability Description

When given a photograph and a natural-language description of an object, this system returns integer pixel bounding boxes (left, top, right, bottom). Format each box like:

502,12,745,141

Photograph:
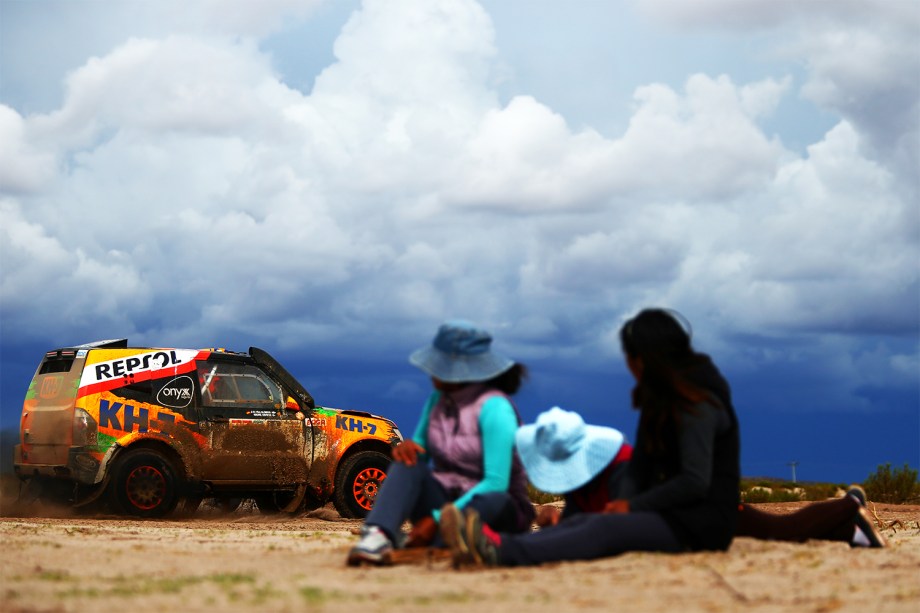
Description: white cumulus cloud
0,0,916,405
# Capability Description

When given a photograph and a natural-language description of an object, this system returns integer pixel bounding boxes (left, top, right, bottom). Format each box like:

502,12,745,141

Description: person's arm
451,395,518,510
410,391,440,459
626,401,727,512
393,391,439,465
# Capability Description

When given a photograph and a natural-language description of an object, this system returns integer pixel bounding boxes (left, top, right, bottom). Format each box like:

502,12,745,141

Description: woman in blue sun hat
441,308,742,566
517,407,634,529
346,319,535,566
462,405,885,565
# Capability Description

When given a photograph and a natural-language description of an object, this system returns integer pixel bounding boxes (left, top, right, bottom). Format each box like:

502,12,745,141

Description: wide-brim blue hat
515,407,625,494
409,319,514,383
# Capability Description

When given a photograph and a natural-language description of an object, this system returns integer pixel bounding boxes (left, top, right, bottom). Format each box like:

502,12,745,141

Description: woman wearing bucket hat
509,409,885,549
515,407,634,529
441,308,742,567
346,320,535,566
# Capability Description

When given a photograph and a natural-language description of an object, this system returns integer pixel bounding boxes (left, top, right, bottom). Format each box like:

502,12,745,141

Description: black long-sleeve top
623,359,741,551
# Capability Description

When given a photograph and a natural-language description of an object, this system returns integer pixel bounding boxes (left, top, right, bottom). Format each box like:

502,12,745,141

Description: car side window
113,375,198,420
112,380,155,404
197,362,283,418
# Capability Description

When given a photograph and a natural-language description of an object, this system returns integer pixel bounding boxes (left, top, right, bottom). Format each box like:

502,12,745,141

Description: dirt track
1,501,919,612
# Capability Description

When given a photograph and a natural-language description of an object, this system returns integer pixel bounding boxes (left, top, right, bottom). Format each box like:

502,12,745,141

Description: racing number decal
335,415,377,435
98,399,179,434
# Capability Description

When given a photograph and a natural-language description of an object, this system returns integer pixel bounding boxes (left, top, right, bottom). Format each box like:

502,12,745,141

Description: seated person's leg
349,462,450,564
466,492,525,533
736,497,859,543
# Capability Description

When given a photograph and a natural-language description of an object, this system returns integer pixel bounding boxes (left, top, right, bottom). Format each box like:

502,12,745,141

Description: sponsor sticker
98,398,179,433
156,376,195,409
40,376,63,399
246,410,278,418
335,415,377,435
81,349,199,388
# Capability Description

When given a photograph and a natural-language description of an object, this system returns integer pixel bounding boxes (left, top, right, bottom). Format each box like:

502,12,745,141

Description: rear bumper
14,444,101,485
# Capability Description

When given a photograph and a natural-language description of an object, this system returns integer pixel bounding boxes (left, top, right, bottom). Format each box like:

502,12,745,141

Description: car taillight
72,408,98,447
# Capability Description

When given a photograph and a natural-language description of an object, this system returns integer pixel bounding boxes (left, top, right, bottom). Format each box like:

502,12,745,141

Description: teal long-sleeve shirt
411,390,519,521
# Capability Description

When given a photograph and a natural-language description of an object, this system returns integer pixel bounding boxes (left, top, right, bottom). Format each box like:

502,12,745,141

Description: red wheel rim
352,467,386,511
125,465,167,510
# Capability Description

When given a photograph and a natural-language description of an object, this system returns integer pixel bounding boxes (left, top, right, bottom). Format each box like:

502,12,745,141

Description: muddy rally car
13,339,402,518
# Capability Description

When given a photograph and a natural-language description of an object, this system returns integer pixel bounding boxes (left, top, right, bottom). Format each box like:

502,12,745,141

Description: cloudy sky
1,0,917,483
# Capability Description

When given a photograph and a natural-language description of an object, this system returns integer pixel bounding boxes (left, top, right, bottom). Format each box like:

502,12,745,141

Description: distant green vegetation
863,463,920,504
739,477,844,503
531,477,846,505
739,464,920,504
531,468,920,506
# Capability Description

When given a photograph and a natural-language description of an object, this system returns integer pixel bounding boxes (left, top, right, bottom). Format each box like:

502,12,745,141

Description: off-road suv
13,339,402,518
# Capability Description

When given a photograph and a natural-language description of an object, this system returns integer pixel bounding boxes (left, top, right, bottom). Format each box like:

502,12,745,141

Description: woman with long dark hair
441,308,741,566
347,320,535,566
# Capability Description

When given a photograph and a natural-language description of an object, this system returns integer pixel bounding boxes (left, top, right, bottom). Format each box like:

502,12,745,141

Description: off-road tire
333,450,390,519
111,449,180,518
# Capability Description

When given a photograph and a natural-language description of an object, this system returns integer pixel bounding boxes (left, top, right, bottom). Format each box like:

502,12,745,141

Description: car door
196,359,309,483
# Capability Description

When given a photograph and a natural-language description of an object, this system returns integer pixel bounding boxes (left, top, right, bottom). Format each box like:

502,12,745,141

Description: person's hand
603,499,630,514
404,516,437,548
391,440,425,466
535,505,562,528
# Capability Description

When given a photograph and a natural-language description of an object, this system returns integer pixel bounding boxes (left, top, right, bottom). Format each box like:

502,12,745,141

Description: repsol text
94,351,182,381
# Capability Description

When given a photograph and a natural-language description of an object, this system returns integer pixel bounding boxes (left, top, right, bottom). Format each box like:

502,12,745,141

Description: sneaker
439,504,499,568
847,485,868,508
853,506,887,548
346,525,394,566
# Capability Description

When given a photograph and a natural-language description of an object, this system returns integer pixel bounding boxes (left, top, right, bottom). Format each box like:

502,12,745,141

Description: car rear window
39,356,75,374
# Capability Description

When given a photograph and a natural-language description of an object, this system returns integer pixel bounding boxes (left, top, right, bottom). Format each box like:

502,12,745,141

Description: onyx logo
156,376,194,409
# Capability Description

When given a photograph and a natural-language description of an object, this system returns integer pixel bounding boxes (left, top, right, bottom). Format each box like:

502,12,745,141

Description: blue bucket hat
515,407,625,494
409,320,514,383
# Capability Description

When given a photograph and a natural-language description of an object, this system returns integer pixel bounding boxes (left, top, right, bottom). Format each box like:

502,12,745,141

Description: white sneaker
346,525,394,566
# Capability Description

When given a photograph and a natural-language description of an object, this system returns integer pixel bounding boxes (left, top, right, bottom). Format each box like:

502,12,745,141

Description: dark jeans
497,511,682,567
736,496,859,542
366,461,522,545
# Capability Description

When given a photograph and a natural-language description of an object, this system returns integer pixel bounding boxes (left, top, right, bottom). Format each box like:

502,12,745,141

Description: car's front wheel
111,449,180,517
332,450,390,519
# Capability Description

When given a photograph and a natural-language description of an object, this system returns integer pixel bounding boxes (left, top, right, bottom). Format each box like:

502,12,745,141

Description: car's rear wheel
333,450,390,519
111,449,180,517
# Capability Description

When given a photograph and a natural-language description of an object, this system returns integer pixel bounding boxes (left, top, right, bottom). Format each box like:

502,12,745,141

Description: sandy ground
1,500,918,613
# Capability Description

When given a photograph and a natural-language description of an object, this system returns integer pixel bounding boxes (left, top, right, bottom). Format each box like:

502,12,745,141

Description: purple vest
427,384,533,527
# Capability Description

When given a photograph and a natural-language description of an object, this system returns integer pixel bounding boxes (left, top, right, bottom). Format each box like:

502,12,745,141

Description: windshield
249,347,315,409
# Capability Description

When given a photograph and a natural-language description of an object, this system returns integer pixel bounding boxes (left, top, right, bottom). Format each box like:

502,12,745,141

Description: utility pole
787,461,799,484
